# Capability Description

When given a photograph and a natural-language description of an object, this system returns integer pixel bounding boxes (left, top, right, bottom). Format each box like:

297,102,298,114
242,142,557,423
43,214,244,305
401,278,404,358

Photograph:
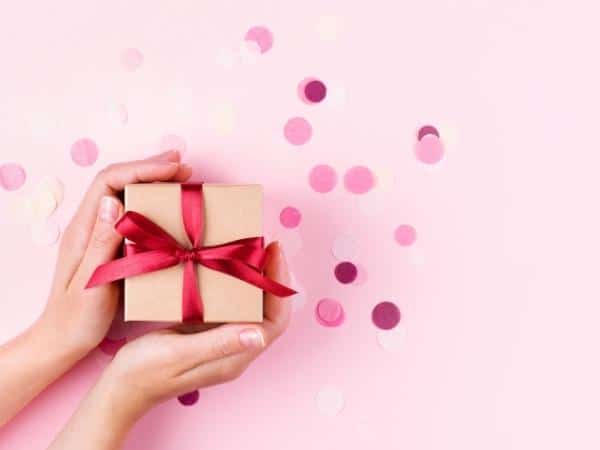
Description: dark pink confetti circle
309,164,337,193
0,163,26,191
415,134,444,164
280,206,302,228
245,26,274,53
284,117,312,145
417,125,440,140
305,80,327,103
334,261,358,284
316,298,345,327
71,138,99,167
178,390,200,406
372,301,401,330
344,166,375,194
395,224,417,246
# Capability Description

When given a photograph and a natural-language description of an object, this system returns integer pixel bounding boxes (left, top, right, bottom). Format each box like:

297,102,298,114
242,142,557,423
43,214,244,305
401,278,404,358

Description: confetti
244,26,274,53
331,234,357,260
239,40,261,64
372,301,401,330
316,386,345,416
334,261,358,284
316,298,345,327
0,163,26,191
30,221,60,246
71,138,99,167
178,390,200,406
26,189,57,221
344,166,375,194
37,176,64,205
417,125,439,140
394,225,416,246
279,206,302,228
298,78,327,103
284,117,312,146
309,164,337,193
415,134,444,164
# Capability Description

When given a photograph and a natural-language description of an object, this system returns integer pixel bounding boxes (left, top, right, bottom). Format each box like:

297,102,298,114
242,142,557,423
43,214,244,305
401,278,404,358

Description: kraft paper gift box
123,183,263,322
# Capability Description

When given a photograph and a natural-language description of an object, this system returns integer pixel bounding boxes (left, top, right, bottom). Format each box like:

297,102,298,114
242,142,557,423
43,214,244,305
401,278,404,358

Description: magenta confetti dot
121,48,144,71
334,261,358,284
395,224,416,246
417,125,440,140
372,301,401,330
0,163,26,191
70,138,99,167
284,117,312,146
280,206,302,228
98,337,127,356
316,298,345,327
344,166,375,194
245,26,274,53
309,164,337,193
178,390,200,406
415,134,444,164
305,80,327,103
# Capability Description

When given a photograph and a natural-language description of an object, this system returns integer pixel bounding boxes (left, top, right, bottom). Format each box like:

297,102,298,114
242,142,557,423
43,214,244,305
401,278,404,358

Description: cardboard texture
123,183,263,322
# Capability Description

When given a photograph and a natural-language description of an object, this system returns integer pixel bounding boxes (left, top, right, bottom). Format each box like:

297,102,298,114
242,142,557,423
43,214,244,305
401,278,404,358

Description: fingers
56,150,193,287
70,195,123,290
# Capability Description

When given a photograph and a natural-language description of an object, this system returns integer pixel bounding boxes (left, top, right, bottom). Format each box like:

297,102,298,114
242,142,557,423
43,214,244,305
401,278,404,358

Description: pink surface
1,1,600,449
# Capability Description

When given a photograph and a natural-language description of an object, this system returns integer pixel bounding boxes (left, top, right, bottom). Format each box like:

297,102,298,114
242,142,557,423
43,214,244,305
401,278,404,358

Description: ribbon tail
202,260,297,297
182,260,203,321
86,250,179,288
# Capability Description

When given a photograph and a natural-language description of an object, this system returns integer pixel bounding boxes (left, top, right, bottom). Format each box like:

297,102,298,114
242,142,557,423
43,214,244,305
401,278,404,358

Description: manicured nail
99,196,119,224
239,328,265,349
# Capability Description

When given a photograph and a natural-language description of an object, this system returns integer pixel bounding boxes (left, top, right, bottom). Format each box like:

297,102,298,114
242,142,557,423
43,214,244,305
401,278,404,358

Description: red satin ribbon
86,183,296,321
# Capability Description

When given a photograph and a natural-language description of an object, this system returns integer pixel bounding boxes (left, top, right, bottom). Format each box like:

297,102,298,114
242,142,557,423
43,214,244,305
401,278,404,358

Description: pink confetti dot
178,390,200,406
394,224,416,246
309,164,337,193
334,261,358,284
280,206,302,228
121,48,144,71
298,78,327,103
344,166,375,194
245,26,274,53
159,134,187,154
98,337,127,356
372,301,401,330
284,117,312,146
415,134,444,164
316,298,345,327
71,138,99,167
0,163,26,191
417,125,440,140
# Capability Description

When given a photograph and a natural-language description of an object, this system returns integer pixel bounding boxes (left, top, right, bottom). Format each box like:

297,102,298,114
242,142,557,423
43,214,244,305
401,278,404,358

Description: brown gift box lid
123,183,263,322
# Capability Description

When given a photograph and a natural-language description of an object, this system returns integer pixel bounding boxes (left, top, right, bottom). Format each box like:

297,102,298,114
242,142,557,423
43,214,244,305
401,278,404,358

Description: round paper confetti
121,48,144,71
0,163,26,191
178,390,200,406
244,26,274,53
159,134,187,154
344,166,375,194
394,224,416,246
98,337,127,356
30,221,60,246
280,207,302,228
376,325,407,352
298,78,327,103
239,40,261,64
26,189,57,221
316,386,345,416
316,298,345,327
334,261,357,284
309,164,337,193
372,301,401,330
71,138,99,167
284,117,312,146
331,234,357,260
417,125,440,140
415,134,444,164
38,176,64,204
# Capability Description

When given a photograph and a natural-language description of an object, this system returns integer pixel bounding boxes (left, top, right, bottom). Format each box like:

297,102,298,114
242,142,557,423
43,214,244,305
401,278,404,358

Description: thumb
72,195,124,289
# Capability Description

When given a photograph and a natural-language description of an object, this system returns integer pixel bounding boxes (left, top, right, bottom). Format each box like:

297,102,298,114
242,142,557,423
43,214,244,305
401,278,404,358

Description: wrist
35,308,92,364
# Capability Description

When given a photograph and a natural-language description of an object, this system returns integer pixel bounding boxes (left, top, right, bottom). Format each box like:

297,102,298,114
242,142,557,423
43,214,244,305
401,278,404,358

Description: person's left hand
39,150,192,357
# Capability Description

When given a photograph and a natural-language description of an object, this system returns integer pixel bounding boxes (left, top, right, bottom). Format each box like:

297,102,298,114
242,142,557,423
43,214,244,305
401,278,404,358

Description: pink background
1,0,600,449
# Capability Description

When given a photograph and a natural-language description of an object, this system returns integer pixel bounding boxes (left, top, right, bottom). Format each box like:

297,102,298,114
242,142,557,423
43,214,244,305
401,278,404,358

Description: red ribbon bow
86,183,296,321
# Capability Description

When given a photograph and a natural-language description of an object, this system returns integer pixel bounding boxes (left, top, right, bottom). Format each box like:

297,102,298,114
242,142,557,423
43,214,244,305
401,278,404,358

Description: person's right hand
49,242,292,450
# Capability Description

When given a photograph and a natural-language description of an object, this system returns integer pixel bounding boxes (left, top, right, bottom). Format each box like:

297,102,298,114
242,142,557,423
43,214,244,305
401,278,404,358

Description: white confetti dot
316,15,345,42
38,176,64,205
376,325,407,352
239,40,261,65
30,220,60,246
316,386,345,416
25,189,57,221
332,234,357,260
209,103,237,136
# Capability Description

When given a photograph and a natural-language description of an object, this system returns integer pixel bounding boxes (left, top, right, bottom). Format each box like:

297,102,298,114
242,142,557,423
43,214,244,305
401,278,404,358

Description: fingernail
99,196,119,224
275,242,291,285
239,328,265,349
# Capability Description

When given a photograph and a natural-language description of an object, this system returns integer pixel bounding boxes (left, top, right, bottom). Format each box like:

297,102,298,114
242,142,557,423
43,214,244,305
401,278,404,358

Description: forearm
0,316,86,425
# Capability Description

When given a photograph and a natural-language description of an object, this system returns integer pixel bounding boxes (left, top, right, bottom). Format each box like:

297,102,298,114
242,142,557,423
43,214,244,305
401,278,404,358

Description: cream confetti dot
210,103,237,136
316,386,345,416
374,167,395,191
316,15,344,42
30,221,60,246
376,325,407,352
26,189,57,221
332,234,357,260
38,176,64,205
239,40,261,64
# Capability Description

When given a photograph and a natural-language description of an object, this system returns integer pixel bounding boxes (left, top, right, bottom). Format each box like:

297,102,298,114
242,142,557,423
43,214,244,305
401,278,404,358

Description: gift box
86,182,295,323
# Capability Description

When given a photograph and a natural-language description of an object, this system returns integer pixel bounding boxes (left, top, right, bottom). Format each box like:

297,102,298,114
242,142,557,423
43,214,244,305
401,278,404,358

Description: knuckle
89,227,115,249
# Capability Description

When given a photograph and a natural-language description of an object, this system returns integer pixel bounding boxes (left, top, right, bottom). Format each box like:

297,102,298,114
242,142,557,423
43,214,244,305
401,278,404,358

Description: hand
40,150,192,356
48,242,291,450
